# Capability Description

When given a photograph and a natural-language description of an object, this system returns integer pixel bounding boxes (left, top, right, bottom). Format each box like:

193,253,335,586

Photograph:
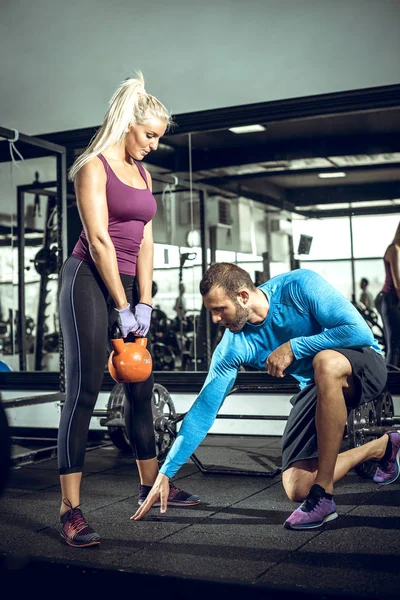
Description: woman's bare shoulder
75,156,106,183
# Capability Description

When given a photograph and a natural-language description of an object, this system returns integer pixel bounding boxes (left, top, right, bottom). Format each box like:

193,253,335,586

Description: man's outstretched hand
131,472,170,520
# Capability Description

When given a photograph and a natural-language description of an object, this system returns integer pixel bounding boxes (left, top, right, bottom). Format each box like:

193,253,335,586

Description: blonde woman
58,73,200,548
375,221,400,368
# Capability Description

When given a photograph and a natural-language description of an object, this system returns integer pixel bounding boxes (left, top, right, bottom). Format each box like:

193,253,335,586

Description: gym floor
0,434,399,600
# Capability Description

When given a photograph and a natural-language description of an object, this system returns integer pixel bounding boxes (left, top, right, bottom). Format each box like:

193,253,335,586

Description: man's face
203,286,250,333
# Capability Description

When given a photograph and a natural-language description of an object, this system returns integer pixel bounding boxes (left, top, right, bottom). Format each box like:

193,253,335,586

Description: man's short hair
199,263,257,301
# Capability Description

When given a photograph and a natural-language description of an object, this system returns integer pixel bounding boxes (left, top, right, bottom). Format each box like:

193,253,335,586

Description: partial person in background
174,282,187,322
58,72,200,549
359,277,374,309
375,221,400,367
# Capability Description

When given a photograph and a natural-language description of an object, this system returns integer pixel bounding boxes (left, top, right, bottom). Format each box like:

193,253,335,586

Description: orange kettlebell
108,323,152,383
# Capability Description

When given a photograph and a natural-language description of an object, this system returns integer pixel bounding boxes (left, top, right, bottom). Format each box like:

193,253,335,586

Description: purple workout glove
115,303,139,338
134,303,153,337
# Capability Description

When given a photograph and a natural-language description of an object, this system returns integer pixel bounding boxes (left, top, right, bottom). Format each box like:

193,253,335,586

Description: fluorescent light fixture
229,124,266,134
318,172,346,179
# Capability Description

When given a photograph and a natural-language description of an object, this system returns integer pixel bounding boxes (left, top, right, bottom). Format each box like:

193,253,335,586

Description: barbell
103,384,398,478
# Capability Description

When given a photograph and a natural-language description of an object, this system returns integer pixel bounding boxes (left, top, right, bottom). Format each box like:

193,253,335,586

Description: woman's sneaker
373,431,400,485
60,499,100,548
284,484,338,530
138,482,201,507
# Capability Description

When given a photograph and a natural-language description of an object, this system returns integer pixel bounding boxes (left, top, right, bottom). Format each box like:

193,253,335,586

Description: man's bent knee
313,350,352,389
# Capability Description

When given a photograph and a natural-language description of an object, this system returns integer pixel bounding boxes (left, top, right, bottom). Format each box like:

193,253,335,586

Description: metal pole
56,151,67,392
349,214,356,303
17,189,26,371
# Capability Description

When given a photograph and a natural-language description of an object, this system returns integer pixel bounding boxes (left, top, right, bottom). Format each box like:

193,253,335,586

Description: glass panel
0,161,15,369
0,153,59,372
352,214,400,258
297,260,354,300
186,128,284,370
354,259,385,307
292,217,351,260
149,132,203,371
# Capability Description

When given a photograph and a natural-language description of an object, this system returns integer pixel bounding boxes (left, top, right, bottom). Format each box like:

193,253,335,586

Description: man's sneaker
138,482,201,507
373,431,400,485
284,484,338,530
60,499,100,548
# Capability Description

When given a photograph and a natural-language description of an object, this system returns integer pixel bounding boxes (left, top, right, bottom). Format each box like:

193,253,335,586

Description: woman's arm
136,221,154,304
135,169,154,305
74,158,128,309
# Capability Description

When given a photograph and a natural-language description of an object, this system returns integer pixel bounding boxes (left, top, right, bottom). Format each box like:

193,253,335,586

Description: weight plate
151,384,177,464
375,390,394,426
106,383,177,463
347,400,378,479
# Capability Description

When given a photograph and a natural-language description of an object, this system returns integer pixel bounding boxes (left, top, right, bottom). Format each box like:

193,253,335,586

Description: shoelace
301,493,322,513
68,509,89,535
62,499,89,534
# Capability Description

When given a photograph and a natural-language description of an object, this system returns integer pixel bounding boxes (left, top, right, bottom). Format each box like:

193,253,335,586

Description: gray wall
1,0,400,135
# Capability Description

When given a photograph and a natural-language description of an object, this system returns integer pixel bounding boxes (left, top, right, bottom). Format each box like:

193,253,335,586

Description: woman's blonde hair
69,71,172,180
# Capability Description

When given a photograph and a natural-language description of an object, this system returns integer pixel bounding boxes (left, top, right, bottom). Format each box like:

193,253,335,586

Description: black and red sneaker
138,482,201,507
60,499,100,548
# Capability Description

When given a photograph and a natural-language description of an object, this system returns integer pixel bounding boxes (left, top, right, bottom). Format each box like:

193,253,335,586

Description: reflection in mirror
139,134,204,372
0,154,60,372
174,108,400,370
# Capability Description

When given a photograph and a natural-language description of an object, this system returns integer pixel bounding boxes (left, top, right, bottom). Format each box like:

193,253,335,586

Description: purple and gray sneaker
138,482,201,507
284,484,338,530
373,431,400,485
60,499,100,548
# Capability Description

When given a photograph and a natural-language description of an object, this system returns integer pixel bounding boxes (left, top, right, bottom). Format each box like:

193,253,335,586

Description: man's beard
225,303,250,332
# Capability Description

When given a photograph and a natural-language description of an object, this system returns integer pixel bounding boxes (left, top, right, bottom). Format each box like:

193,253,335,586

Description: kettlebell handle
110,321,146,343
111,322,122,340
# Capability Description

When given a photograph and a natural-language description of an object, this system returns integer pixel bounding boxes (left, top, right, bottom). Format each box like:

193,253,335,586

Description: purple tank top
72,154,157,275
382,256,396,294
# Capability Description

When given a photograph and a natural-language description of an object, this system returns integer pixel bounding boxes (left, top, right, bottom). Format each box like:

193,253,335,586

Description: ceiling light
318,172,346,179
229,124,266,134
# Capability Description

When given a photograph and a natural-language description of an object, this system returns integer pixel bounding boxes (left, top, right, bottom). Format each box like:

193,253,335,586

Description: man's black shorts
281,347,387,472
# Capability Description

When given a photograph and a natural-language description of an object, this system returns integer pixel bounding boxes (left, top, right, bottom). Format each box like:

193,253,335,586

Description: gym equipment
108,324,152,383
352,302,386,355
347,389,398,478
102,383,282,475
347,400,378,478
104,383,176,462
32,246,58,276
102,381,399,478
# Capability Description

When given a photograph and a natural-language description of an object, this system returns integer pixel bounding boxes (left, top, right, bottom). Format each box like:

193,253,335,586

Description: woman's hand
134,303,152,337
115,304,139,338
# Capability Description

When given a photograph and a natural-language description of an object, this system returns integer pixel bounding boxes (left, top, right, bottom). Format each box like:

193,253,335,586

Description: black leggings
57,255,156,475
375,291,400,368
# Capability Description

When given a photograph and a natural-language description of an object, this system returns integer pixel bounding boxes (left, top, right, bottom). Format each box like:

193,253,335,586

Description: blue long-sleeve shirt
160,269,380,479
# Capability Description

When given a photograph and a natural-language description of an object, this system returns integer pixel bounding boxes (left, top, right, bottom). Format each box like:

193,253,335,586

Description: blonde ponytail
69,71,171,180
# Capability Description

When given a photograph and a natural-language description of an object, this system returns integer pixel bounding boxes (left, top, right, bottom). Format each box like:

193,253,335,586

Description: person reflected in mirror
58,72,200,548
132,263,399,530
174,283,187,322
375,222,400,368
359,277,374,310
